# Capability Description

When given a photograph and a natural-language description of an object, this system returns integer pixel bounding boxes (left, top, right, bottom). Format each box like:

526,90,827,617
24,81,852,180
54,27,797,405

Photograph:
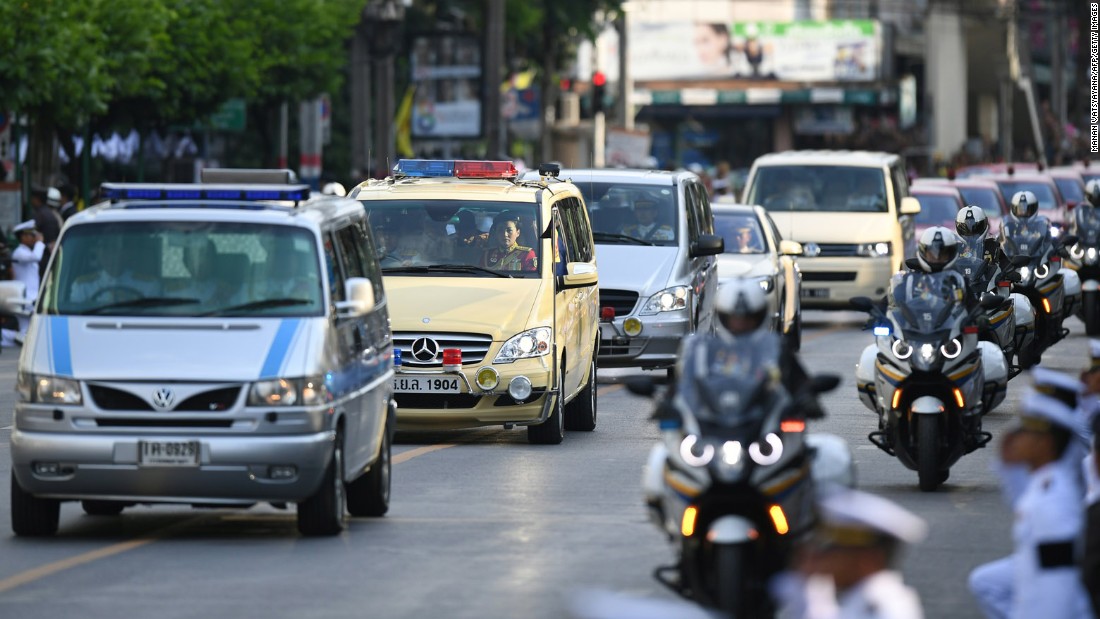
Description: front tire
564,357,597,431
1084,292,1100,336
916,416,943,492
713,544,747,616
528,380,565,445
346,424,391,517
11,472,60,536
297,430,346,536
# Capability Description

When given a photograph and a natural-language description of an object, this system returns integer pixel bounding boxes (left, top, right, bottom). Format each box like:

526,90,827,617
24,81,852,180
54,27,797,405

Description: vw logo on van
803,242,821,258
410,337,441,362
152,388,176,410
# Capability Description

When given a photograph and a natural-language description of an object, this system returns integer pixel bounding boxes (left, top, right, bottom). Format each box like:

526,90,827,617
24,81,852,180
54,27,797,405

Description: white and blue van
10,172,395,536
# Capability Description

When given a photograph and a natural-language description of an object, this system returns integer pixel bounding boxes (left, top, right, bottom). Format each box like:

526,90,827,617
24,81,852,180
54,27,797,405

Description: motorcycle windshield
677,332,782,432
1075,206,1100,246
890,271,963,335
1002,218,1050,262
953,236,991,291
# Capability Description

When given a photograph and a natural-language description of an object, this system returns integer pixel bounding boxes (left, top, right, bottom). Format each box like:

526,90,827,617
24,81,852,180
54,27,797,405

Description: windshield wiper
79,296,202,315
592,232,655,246
381,264,514,278
202,297,314,316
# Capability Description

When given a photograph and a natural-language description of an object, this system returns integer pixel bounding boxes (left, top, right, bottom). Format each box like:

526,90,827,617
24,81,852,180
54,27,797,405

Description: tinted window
913,194,962,227
1054,178,1085,203
957,186,1004,220
995,181,1058,210
714,212,767,254
572,181,678,246
561,198,594,262
684,183,700,241
324,234,344,302
748,166,887,213
336,226,367,280
39,221,324,317
352,221,385,301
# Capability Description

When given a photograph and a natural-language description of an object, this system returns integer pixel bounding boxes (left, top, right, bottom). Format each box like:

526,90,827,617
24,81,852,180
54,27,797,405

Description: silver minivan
522,169,723,377
10,174,395,537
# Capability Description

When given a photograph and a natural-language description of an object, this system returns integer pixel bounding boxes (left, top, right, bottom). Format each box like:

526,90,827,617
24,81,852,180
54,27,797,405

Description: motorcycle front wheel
1084,291,1100,336
916,415,943,492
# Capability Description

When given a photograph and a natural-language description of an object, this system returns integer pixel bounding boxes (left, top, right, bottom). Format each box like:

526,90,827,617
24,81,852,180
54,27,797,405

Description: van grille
814,244,859,257
88,385,242,412
599,289,640,316
176,387,241,411
801,272,857,282
393,332,493,367
88,386,153,411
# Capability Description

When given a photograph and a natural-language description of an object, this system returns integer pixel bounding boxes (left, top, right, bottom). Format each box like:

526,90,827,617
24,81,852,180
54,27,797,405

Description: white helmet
1086,179,1100,208
46,187,62,207
955,205,988,238
715,279,768,337
916,226,960,273
321,182,347,197
1010,190,1039,219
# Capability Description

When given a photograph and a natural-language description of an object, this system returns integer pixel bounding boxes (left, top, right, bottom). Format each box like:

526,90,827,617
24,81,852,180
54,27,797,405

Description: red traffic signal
592,71,607,87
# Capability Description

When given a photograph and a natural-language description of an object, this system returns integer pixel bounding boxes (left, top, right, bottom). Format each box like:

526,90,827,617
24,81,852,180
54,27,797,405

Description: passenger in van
482,213,537,271
70,237,159,304
847,174,885,211
267,243,320,299
374,225,400,266
184,241,248,307
621,199,674,241
733,224,764,253
391,220,428,265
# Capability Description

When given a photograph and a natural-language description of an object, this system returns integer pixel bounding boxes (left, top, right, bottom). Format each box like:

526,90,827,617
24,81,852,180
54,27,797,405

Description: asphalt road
0,313,1091,618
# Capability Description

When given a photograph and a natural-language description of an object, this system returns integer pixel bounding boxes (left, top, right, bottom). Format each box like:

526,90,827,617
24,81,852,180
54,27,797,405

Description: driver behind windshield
70,236,159,304
481,212,537,272
621,198,674,241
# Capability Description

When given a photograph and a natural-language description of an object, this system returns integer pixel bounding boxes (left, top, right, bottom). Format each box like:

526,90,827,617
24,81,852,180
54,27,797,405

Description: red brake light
996,281,1011,287
1051,255,1061,262
964,325,979,334
442,348,462,366
780,419,806,433
600,306,615,321
453,160,517,179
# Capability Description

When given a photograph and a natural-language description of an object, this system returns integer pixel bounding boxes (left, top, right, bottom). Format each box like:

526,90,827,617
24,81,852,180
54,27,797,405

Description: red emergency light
442,348,462,367
600,306,615,321
453,160,518,179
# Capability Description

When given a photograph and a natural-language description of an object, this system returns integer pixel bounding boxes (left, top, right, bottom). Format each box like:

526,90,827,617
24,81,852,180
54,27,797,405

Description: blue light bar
392,159,456,178
101,183,310,203
873,326,891,337
393,348,402,366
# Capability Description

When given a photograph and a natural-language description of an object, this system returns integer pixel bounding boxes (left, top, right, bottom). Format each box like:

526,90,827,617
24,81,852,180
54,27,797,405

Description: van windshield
39,222,324,317
748,166,888,213
572,181,678,246
361,200,542,277
994,180,1059,211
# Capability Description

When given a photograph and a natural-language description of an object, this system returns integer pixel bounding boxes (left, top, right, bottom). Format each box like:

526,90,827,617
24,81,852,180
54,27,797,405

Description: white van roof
751,150,902,168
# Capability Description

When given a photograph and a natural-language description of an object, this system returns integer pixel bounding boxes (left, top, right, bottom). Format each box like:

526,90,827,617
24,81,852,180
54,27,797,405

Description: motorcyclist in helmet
1010,190,1040,220
1072,179,1100,241
954,205,1014,275
1086,179,1100,208
889,226,969,310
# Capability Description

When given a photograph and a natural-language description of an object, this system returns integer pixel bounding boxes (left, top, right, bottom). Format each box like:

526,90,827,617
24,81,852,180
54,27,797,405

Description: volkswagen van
10,173,395,537
351,160,599,445
741,151,922,309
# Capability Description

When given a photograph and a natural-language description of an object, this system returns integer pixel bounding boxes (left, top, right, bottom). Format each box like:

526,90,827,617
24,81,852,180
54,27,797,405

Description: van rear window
748,166,888,213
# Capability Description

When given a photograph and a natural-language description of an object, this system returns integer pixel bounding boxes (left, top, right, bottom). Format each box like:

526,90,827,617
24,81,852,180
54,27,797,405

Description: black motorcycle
1067,203,1100,334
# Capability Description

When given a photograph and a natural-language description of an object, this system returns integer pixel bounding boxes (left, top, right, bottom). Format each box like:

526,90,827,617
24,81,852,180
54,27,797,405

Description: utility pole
365,0,405,177
350,17,372,178
616,12,632,130
484,0,505,159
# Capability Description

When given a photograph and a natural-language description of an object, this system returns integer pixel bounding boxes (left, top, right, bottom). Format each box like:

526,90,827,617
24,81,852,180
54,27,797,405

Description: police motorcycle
1066,180,1100,335
629,281,852,619
854,227,1008,492
952,206,1034,377
1000,191,1079,367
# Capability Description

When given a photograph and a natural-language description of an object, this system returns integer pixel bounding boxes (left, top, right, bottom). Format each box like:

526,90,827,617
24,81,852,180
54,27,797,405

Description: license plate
138,440,199,467
801,288,830,299
393,375,461,393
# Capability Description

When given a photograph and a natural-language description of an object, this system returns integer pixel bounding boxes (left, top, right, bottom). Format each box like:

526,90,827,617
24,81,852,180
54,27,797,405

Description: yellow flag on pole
395,85,415,158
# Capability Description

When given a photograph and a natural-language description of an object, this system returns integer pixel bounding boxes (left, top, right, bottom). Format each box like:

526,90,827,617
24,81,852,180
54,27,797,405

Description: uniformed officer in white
1079,341,1100,505
5,220,45,342
774,488,927,619
968,380,1095,619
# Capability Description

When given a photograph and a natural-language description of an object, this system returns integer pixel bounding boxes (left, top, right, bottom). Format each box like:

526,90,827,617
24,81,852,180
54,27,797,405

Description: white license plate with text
393,375,461,393
138,440,200,467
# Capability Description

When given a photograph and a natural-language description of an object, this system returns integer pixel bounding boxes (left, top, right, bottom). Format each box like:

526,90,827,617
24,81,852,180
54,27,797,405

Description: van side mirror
1010,255,1031,267
691,233,724,257
1059,234,1079,248
624,375,657,398
778,240,803,256
849,296,874,312
0,280,28,315
810,373,841,394
559,262,598,289
336,277,376,317
899,196,922,216
979,292,1002,310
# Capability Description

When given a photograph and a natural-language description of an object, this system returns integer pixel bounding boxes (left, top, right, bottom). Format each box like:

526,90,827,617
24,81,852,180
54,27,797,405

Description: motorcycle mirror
810,373,841,394
1010,255,1031,267
1004,270,1022,283
849,296,874,312
624,376,656,398
1059,234,1080,248
979,292,1002,310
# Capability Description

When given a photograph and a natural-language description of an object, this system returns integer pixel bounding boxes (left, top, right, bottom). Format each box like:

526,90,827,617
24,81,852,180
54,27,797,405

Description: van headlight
494,327,552,363
18,372,82,405
249,376,330,407
856,242,891,257
639,286,689,315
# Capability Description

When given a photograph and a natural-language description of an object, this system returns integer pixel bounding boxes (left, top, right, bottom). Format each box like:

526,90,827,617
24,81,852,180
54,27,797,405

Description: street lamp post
365,0,406,176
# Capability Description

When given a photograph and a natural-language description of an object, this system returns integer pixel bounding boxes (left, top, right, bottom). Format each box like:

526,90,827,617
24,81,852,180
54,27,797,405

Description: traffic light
591,71,606,115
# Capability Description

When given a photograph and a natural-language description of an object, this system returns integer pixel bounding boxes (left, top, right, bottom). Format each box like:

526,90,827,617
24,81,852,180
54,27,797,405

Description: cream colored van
741,151,921,308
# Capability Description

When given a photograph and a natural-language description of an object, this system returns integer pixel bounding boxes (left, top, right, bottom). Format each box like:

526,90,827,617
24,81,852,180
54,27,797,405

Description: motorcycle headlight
680,434,714,467
249,376,329,407
856,242,891,258
1088,247,1099,264
494,327,552,363
639,286,689,315
892,339,913,360
1035,264,1050,280
749,433,784,466
940,338,962,359
1018,265,1031,282
919,343,936,363
20,373,82,405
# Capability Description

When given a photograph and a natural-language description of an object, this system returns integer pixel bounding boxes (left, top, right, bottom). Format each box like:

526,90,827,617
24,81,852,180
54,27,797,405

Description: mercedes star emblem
410,337,441,362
